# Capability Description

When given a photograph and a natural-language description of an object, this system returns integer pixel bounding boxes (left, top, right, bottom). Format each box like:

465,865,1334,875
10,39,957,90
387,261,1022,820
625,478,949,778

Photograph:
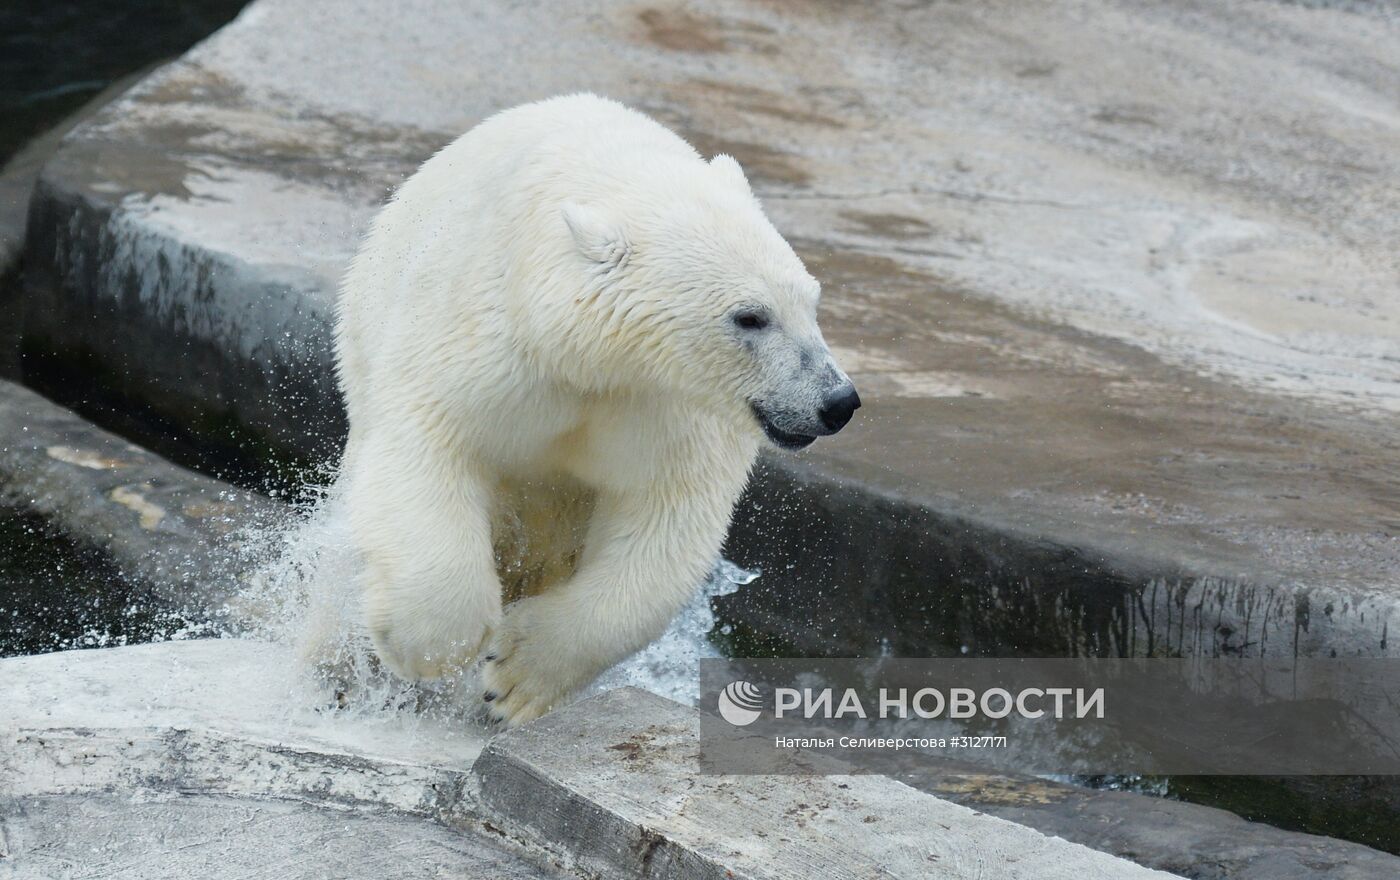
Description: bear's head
558,153,859,450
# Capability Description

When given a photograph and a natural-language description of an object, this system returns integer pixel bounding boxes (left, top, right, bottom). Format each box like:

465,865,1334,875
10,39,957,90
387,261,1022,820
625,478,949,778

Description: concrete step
2,794,563,880
1,640,1176,879
478,686,1179,879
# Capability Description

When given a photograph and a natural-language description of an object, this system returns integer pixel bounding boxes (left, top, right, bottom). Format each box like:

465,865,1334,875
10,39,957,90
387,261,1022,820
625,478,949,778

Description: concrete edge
722,454,1395,660
19,154,345,473
2,725,477,822
473,687,1179,879
1,69,160,381
0,70,155,278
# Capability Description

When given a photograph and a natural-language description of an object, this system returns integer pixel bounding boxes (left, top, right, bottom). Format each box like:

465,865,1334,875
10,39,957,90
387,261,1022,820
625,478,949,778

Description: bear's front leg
351,439,503,682
481,482,735,725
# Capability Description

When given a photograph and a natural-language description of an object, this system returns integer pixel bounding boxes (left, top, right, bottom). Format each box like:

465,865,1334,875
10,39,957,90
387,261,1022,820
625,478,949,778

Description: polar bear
334,94,859,725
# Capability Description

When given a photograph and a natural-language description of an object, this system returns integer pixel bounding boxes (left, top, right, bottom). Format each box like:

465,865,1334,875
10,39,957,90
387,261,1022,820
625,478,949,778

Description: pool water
0,0,249,165
0,509,204,657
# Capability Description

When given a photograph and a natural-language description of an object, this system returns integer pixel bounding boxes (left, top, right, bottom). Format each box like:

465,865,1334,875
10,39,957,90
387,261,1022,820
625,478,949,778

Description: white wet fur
316,94,850,724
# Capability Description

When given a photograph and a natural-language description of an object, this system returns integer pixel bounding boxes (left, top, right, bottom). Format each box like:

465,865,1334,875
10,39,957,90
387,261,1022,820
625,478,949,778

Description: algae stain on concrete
681,78,850,130
634,6,777,55
924,774,1068,808
46,445,131,470
109,484,166,530
839,211,935,240
636,7,729,52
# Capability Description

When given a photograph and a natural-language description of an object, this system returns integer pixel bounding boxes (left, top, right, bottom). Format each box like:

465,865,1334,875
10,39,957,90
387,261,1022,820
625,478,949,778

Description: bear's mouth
751,405,817,451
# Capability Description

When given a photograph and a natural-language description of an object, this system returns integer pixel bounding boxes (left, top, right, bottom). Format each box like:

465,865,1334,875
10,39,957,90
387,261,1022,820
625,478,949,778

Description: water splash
591,558,758,706
236,487,759,722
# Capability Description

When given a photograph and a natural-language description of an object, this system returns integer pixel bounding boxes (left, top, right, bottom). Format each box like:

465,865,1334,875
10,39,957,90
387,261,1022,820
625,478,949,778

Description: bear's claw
478,596,584,726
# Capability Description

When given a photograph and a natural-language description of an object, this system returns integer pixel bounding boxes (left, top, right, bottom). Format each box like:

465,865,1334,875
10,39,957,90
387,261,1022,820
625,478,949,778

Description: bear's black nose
819,385,861,433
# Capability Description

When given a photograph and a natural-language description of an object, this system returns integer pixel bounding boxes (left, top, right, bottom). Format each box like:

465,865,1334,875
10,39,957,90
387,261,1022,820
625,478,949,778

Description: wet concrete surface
1,72,151,379
1,794,567,880
0,640,567,879
1,642,1179,879
13,0,1400,658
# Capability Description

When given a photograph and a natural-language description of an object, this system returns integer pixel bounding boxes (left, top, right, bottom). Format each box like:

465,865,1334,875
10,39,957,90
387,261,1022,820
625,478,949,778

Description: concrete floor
0,641,1180,879
2,794,563,880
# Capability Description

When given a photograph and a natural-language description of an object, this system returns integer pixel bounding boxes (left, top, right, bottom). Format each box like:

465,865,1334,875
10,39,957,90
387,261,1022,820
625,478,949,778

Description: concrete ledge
0,379,279,616
475,687,1176,879
0,644,562,878
0,641,486,810
2,793,563,880
0,71,150,280
1,71,152,381
2,641,1173,879
720,460,1397,661
22,156,346,472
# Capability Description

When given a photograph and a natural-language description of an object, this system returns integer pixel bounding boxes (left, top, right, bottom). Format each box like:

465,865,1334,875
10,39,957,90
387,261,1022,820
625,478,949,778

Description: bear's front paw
480,596,591,726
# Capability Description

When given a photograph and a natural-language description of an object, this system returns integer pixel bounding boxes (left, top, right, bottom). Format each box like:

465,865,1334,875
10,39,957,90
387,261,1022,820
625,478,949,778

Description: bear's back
443,93,703,210
335,94,716,413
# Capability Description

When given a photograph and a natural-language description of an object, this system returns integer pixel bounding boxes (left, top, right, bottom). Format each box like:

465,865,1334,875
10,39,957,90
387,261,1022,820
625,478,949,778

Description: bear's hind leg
351,438,504,682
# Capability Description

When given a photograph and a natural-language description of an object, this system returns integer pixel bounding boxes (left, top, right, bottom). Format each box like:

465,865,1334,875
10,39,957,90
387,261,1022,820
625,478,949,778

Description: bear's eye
733,311,769,331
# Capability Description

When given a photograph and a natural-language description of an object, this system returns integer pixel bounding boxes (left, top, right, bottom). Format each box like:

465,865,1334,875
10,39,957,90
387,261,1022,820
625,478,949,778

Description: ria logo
717,680,765,726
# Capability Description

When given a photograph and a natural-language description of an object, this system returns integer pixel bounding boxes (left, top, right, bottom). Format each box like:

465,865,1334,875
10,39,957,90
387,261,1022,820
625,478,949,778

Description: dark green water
0,0,248,165
0,509,200,657
1079,773,1400,856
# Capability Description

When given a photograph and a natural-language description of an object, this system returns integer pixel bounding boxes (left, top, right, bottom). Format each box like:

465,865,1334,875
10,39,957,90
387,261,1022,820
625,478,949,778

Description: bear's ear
562,202,629,270
711,154,751,192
